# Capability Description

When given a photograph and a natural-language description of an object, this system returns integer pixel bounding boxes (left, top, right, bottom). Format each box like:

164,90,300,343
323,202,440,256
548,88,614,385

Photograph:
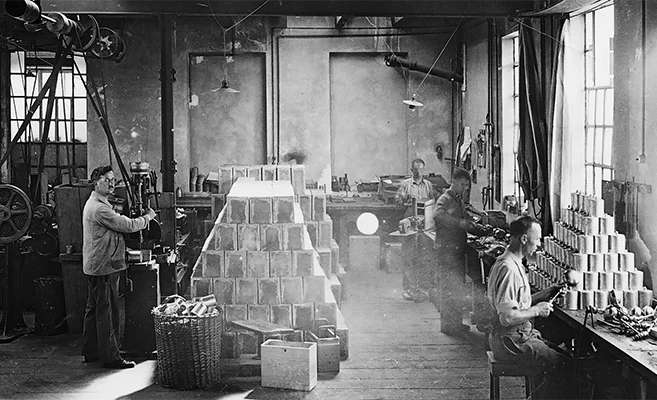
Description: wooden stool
487,351,542,400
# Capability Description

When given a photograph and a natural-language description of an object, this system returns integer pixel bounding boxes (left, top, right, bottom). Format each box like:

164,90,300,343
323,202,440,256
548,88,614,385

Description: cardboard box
261,340,317,391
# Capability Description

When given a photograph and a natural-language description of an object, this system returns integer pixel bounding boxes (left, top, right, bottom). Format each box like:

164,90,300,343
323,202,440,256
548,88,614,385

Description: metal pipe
160,15,175,192
385,53,463,83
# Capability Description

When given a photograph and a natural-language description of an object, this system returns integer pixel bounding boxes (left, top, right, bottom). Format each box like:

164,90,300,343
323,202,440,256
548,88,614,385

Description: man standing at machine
433,167,484,335
81,165,156,369
395,158,436,302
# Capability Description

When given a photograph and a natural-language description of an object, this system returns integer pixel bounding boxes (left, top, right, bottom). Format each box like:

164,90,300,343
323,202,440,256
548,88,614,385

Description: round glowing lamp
356,212,379,235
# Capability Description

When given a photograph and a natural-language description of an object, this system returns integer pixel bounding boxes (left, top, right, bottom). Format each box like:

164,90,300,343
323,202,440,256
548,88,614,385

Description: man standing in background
395,158,436,302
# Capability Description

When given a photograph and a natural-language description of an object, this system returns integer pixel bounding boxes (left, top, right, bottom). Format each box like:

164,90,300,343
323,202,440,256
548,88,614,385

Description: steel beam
39,1,534,17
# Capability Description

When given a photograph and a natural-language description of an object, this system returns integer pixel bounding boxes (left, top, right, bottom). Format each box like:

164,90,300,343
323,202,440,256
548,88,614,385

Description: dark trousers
489,327,575,399
82,272,122,363
402,235,438,292
438,247,468,329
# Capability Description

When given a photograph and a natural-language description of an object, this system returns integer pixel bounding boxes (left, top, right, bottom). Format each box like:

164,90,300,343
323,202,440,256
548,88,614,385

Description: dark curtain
517,17,564,234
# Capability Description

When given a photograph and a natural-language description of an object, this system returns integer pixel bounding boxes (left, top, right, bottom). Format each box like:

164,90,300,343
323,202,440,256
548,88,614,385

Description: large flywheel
0,184,32,244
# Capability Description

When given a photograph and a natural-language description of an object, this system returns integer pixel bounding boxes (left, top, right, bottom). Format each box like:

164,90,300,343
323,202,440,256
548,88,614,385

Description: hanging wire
412,19,462,95
206,0,270,32
364,17,408,85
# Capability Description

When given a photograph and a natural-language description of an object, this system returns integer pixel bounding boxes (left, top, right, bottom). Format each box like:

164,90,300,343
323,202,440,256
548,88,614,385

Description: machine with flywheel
0,185,33,342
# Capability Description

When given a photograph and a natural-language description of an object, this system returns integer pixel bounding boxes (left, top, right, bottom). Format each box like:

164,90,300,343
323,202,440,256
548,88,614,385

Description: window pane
603,168,612,181
28,121,41,141
58,122,70,142
59,73,73,97
586,128,594,162
73,75,86,96
25,76,37,95
74,122,87,142
74,55,86,73
46,123,57,141
595,90,605,124
11,98,25,119
10,52,23,72
605,89,614,125
10,75,25,96
603,128,613,165
586,166,594,194
586,90,595,125
594,127,603,163
57,98,72,119
74,98,87,119
586,46,594,87
594,7,614,87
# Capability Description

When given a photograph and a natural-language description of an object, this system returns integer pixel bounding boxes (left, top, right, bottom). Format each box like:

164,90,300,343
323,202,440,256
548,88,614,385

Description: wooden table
555,308,657,398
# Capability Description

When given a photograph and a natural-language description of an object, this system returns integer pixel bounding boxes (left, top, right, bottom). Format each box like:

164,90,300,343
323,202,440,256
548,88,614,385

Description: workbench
554,308,657,399
326,197,406,265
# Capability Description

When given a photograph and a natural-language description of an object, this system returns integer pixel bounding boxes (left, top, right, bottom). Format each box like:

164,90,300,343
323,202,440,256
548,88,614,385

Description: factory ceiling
37,0,536,18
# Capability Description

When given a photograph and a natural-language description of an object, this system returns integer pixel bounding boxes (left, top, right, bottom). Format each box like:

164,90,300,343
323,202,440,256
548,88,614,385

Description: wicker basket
153,307,222,389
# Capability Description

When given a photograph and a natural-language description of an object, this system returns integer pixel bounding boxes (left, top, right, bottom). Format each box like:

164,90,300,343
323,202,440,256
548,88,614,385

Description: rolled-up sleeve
490,264,520,315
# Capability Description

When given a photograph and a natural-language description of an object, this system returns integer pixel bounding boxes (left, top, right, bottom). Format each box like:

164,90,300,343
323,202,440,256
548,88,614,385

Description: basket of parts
152,295,222,389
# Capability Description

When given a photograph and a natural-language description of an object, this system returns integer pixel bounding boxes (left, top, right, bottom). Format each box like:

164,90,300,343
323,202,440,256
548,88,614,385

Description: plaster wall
462,22,490,211
277,20,456,188
87,16,456,192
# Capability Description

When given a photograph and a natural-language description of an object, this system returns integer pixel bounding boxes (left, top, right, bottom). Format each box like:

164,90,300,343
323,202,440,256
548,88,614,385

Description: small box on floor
261,340,317,391
349,235,380,270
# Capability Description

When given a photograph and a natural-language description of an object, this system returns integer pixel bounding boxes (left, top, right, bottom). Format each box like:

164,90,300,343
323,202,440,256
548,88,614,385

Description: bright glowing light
356,212,379,235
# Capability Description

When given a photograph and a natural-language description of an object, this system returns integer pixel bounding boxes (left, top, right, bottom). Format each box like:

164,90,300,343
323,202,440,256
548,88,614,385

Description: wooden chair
487,351,543,400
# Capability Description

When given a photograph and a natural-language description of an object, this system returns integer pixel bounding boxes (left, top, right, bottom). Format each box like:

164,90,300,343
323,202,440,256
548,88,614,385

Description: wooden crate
261,340,317,391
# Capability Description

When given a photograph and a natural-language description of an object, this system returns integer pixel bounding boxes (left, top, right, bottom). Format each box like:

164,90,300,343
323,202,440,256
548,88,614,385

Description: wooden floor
0,270,526,399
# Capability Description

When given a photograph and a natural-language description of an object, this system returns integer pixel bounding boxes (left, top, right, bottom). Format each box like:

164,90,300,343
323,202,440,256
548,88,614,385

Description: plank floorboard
0,269,528,399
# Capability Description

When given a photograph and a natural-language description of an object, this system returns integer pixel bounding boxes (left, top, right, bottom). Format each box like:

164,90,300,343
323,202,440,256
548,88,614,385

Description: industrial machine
125,158,162,250
0,184,34,342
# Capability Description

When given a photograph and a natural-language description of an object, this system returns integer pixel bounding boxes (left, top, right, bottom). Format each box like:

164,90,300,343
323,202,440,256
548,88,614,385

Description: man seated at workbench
488,216,574,399
395,158,436,303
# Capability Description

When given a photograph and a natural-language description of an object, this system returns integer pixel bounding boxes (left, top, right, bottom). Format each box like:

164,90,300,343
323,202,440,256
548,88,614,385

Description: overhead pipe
385,53,463,83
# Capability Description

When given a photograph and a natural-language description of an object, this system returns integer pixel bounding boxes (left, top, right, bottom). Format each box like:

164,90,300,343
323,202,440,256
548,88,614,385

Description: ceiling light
402,94,423,109
214,79,239,94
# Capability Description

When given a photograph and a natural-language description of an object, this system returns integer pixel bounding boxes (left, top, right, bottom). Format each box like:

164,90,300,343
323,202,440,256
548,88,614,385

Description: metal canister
190,302,208,316
199,294,217,308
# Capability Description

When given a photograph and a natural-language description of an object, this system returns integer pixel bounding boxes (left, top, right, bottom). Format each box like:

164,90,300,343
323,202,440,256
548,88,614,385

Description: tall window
9,51,88,188
501,31,521,207
10,52,87,143
584,5,614,195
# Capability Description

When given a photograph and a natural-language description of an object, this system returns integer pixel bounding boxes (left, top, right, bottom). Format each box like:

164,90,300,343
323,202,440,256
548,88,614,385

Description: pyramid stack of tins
189,175,347,361
217,164,306,196
528,191,651,311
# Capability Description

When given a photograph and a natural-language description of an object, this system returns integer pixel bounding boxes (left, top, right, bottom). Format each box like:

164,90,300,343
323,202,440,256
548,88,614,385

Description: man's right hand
533,301,554,318
144,208,156,221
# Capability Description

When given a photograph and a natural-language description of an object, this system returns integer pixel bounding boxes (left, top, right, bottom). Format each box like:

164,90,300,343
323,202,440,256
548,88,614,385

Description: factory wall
461,21,491,212
614,0,657,289
86,16,457,192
